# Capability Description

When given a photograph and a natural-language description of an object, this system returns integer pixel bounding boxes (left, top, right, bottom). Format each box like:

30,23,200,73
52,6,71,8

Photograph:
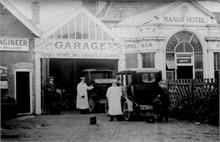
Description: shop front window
142,53,155,68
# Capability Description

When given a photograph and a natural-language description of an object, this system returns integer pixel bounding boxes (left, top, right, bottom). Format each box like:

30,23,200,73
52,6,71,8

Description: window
214,52,220,80
142,73,156,83
195,53,203,79
125,53,138,68
127,74,132,85
142,53,155,68
0,65,8,97
166,71,175,80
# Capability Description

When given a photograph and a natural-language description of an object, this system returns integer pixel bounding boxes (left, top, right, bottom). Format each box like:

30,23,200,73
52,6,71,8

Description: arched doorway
166,31,203,79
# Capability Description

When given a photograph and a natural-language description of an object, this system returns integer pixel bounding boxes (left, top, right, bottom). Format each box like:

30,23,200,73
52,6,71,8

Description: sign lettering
0,38,29,51
163,16,206,24
36,39,122,59
176,54,192,64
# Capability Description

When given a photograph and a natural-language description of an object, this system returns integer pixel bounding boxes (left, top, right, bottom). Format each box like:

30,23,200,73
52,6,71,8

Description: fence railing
167,79,218,110
167,79,219,124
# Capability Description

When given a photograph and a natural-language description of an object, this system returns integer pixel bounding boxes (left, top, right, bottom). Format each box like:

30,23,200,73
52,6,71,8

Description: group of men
43,76,170,122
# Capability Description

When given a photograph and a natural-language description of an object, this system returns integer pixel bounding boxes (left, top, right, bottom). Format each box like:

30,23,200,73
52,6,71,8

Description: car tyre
89,98,95,113
123,101,132,121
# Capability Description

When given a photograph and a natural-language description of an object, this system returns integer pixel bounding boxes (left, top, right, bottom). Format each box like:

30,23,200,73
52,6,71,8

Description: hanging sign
0,38,29,51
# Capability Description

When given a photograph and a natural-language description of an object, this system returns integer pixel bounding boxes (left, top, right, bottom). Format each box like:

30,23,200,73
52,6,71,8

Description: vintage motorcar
117,68,162,122
81,69,116,112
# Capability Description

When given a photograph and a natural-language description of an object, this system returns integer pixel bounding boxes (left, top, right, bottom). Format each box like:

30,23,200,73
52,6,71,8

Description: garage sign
36,39,123,59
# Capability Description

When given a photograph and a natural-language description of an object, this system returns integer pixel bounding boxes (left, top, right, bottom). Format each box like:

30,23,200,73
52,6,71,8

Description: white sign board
36,39,122,59
158,3,213,25
0,38,29,51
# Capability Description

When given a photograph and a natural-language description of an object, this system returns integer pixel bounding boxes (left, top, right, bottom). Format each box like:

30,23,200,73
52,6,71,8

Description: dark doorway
16,72,30,113
177,66,193,79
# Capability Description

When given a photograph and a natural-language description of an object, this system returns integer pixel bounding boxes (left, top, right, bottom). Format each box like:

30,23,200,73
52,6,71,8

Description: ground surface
1,111,219,142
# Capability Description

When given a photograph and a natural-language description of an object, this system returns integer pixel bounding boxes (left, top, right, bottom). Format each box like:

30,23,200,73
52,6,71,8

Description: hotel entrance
166,31,203,79
177,66,193,79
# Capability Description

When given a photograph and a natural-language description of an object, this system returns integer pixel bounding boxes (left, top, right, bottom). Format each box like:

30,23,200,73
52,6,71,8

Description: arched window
166,31,203,79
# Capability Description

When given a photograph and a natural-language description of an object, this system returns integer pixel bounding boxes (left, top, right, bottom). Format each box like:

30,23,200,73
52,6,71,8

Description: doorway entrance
16,71,31,113
177,66,193,79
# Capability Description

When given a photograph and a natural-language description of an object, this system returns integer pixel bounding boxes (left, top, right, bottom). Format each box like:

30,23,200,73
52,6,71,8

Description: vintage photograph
0,0,219,141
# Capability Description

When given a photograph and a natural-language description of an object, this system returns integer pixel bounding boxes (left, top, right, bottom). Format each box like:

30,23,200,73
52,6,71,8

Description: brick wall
0,4,37,114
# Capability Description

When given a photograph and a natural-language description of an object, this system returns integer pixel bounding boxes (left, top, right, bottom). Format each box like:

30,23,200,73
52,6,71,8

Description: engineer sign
0,38,29,51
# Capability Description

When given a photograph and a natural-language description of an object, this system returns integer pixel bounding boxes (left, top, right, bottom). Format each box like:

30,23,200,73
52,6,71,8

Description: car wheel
104,100,108,114
89,98,95,113
123,101,132,121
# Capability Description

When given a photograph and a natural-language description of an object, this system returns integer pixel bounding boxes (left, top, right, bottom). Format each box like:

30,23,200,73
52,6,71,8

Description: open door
16,72,30,113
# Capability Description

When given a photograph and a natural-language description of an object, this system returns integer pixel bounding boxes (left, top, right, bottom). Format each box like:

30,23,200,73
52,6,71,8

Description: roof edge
0,0,42,37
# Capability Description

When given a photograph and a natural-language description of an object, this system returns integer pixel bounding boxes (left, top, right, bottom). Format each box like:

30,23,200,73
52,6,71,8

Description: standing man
106,80,122,121
43,76,56,114
76,77,94,114
157,80,170,122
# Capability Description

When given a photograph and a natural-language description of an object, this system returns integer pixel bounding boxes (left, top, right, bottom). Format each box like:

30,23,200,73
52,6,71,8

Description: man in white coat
76,77,94,114
106,80,122,121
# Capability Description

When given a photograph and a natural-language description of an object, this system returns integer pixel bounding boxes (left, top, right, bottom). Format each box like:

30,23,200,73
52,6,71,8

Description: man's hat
111,79,118,83
49,76,54,79
80,77,86,80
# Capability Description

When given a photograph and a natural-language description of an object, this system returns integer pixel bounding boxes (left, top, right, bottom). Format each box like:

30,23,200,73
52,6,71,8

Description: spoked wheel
88,98,95,113
123,101,132,121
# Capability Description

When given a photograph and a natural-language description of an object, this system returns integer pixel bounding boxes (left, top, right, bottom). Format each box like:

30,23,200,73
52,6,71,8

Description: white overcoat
76,82,93,109
106,86,122,115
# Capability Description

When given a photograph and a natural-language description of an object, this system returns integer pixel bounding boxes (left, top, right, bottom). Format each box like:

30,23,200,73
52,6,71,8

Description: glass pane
166,71,175,80
69,18,76,39
75,14,82,39
125,53,138,68
55,29,61,39
214,52,220,71
62,24,68,39
166,53,174,61
190,36,202,53
127,74,132,85
142,53,155,68
195,53,203,69
96,24,102,40
89,19,95,40
103,31,109,40
195,71,203,79
175,42,184,52
214,71,219,80
166,35,178,53
142,73,156,83
176,31,192,42
82,13,88,39
184,42,193,52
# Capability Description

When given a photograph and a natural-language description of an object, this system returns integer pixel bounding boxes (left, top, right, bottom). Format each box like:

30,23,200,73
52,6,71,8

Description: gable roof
118,1,217,26
0,0,42,37
8,0,82,25
39,7,120,41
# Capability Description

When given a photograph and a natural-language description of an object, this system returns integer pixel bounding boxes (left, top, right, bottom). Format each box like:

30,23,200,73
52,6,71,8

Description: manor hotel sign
163,16,206,24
